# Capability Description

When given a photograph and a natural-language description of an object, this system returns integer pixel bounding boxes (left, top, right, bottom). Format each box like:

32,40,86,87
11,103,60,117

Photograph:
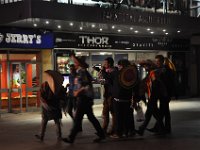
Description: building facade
0,0,200,113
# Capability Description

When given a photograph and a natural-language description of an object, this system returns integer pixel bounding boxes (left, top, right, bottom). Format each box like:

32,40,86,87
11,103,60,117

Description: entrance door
9,63,23,113
0,64,9,114
25,62,41,112
0,52,9,113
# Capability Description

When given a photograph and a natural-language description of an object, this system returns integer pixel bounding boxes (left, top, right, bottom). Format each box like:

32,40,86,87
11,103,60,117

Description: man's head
117,59,130,70
155,55,165,68
103,57,114,69
72,56,89,69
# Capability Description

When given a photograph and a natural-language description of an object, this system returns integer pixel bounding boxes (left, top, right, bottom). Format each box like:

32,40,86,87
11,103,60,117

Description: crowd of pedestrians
35,52,176,144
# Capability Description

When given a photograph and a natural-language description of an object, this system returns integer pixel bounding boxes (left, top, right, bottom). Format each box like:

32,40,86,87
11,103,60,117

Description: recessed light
134,30,138,33
165,32,169,35
69,22,74,26
33,23,37,27
100,28,103,31
57,25,61,29
150,31,154,34
147,28,150,31
130,27,133,30
91,24,95,28
45,21,49,24
112,25,115,29
177,30,181,33
118,29,121,32
80,27,83,30
163,29,166,32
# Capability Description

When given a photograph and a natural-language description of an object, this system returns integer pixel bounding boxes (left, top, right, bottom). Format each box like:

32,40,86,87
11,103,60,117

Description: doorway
0,51,42,113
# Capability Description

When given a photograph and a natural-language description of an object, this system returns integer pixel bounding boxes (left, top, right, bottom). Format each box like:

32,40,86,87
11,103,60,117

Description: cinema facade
0,0,200,113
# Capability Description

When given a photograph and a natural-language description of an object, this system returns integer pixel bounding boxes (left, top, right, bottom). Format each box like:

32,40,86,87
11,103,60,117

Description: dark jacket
40,81,62,120
111,69,133,101
101,67,116,98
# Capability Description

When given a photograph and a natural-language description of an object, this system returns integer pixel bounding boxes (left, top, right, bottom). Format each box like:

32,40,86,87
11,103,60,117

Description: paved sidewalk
0,98,200,150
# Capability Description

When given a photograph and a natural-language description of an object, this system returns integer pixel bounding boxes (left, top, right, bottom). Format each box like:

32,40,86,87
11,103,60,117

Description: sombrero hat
44,70,64,95
72,56,89,68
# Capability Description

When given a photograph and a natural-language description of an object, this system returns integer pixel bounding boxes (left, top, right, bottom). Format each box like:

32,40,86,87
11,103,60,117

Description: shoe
110,134,122,139
135,129,144,136
62,138,74,144
35,134,43,141
146,127,158,133
127,131,136,137
106,128,114,135
93,136,105,143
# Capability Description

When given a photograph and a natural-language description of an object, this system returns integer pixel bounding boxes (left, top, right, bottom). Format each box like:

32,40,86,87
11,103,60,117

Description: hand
73,90,79,97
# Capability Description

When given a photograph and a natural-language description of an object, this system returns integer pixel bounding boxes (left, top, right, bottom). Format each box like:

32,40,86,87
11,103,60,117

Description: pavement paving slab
1,98,200,150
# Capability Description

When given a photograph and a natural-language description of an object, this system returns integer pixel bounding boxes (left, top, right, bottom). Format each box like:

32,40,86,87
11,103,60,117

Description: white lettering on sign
78,36,111,48
132,42,154,48
79,36,109,45
5,33,42,44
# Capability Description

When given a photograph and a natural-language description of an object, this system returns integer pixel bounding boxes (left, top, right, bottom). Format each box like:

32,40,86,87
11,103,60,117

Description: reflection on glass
12,64,20,88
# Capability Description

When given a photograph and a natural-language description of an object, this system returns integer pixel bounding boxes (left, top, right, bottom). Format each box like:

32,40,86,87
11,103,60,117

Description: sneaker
35,134,43,141
62,138,74,144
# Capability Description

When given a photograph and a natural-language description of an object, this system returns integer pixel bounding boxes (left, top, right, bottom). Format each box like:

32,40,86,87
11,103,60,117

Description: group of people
35,53,176,144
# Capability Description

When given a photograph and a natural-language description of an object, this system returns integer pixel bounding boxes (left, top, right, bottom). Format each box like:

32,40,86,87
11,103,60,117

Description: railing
0,0,199,18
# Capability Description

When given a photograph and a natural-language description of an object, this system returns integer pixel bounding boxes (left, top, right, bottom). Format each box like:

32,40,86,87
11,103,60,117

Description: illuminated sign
55,33,190,51
0,29,54,49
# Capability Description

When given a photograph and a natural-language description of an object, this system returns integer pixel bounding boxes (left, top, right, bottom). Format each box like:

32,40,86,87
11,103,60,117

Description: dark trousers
67,96,82,130
160,97,171,131
67,96,76,119
102,96,115,133
68,96,104,141
40,118,61,139
153,97,171,132
139,97,164,132
113,100,132,136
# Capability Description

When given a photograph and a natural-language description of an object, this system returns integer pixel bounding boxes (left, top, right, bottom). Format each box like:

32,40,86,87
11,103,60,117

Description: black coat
40,81,62,121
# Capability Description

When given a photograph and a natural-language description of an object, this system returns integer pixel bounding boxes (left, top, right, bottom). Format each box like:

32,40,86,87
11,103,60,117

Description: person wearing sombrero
62,54,105,143
35,70,66,141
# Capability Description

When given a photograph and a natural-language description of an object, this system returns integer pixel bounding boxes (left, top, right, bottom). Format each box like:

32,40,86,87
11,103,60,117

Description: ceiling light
100,52,105,55
45,21,49,24
177,30,181,33
130,27,133,30
147,28,150,31
163,29,166,32
33,23,37,27
57,25,61,29
80,27,83,30
165,32,169,35
112,25,115,29
91,24,95,28
134,30,138,33
100,28,103,31
150,31,154,34
117,29,121,32
69,22,74,26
